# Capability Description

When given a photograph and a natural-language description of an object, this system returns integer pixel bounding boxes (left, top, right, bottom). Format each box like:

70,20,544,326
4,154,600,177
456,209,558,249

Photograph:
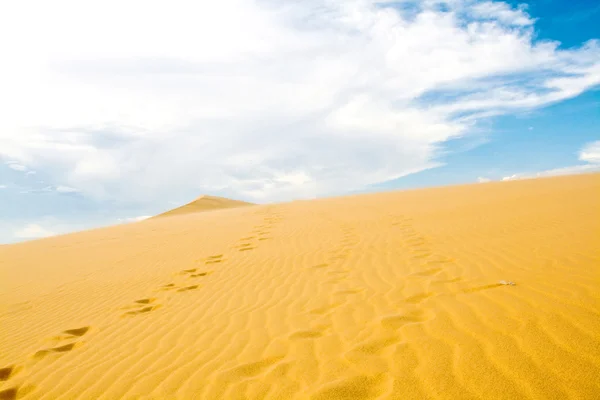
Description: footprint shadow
0,387,17,400
461,283,504,294
63,326,90,337
405,292,433,304
33,342,82,359
177,285,199,292
381,310,431,330
0,366,18,382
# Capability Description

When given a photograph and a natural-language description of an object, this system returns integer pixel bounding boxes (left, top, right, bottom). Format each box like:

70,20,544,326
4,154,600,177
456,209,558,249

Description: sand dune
153,195,253,218
1,173,599,399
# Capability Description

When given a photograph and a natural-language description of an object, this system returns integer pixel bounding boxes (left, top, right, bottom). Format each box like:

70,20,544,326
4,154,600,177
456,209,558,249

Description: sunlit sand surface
1,173,599,399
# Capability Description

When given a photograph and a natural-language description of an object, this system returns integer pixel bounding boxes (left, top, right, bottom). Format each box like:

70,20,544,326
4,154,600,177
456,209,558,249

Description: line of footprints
391,214,513,295
1,326,90,400
122,209,282,317
1,210,286,399
121,254,223,317
234,212,282,252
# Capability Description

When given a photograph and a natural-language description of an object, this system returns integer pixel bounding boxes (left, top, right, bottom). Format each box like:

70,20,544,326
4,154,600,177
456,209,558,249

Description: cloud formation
118,216,152,224
0,0,598,204
14,224,56,239
502,140,600,181
579,140,600,164
6,161,28,172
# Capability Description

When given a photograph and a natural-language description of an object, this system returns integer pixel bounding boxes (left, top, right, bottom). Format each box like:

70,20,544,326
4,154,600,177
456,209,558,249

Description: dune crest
153,194,253,218
0,173,599,399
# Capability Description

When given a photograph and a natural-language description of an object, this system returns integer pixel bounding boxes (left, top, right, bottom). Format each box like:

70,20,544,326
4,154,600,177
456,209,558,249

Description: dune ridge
0,173,599,399
152,195,253,218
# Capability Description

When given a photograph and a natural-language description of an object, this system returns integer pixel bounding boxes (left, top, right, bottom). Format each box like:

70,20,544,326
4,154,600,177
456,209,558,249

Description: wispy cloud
0,0,598,204
18,185,81,194
502,140,600,181
118,216,152,224
6,161,28,172
14,223,56,239
579,140,600,163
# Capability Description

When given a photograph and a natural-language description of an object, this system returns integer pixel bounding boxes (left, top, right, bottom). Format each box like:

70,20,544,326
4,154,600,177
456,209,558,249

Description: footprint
134,299,155,305
426,257,455,265
309,303,342,315
63,326,90,337
327,270,349,276
312,374,385,400
124,305,161,316
205,259,223,265
350,336,400,355
381,310,429,330
33,342,82,359
412,268,442,277
239,247,256,252
160,283,176,290
190,271,212,278
310,263,329,269
412,252,432,260
289,330,324,340
406,238,428,246
206,255,223,260
0,387,17,400
225,356,285,379
258,237,271,241
461,283,504,294
177,285,199,292
181,268,197,274
0,366,17,381
405,292,433,304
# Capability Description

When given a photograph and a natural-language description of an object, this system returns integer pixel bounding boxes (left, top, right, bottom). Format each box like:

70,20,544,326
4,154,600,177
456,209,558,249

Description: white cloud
579,140,600,164
16,185,81,194
6,162,28,172
1,216,113,244
470,2,534,26
502,174,519,181
0,185,6,189
0,0,598,204
502,140,600,181
477,177,492,183
118,215,152,223
502,164,600,181
14,224,56,239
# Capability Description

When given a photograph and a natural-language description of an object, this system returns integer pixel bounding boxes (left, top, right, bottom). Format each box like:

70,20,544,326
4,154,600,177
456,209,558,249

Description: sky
0,0,599,244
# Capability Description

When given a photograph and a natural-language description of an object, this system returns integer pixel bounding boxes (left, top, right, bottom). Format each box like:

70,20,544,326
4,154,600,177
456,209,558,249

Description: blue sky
0,0,599,243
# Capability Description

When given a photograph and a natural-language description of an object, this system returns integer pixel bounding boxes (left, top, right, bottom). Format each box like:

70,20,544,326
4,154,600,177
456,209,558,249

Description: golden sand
1,173,599,399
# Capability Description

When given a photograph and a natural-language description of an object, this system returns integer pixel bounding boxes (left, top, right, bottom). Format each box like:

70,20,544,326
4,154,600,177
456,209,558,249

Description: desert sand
1,173,599,399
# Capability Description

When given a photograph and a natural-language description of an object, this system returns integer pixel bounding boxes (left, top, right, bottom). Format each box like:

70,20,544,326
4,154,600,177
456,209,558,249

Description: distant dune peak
153,195,253,218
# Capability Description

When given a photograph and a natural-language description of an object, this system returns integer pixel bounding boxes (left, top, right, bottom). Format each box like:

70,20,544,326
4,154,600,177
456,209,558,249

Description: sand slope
1,173,599,399
152,195,253,218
